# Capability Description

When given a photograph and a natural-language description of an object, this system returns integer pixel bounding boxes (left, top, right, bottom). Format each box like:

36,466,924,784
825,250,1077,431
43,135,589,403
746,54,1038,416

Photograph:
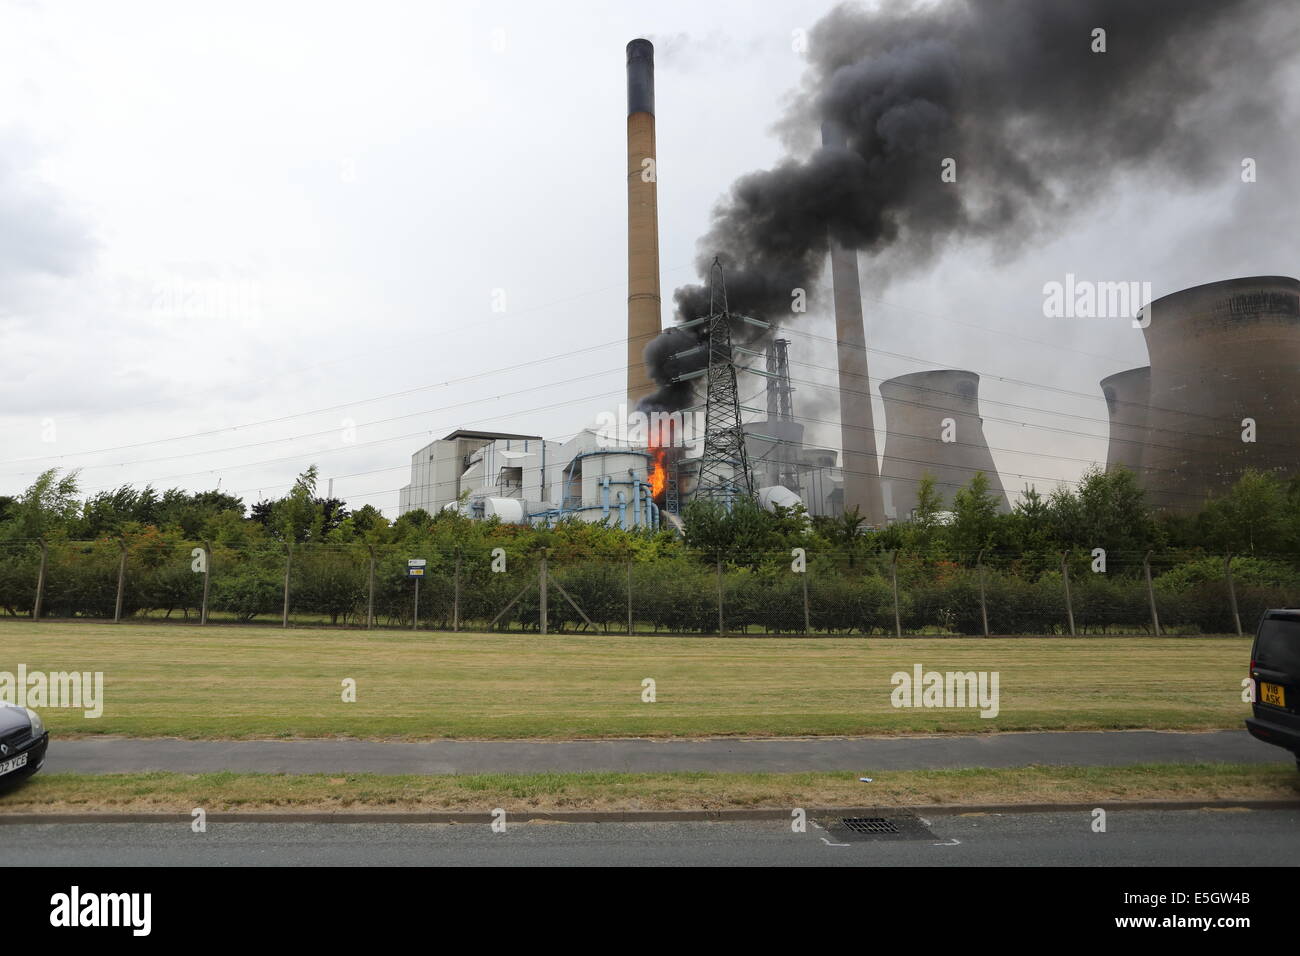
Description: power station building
397,430,560,521
397,427,661,530
395,37,1028,529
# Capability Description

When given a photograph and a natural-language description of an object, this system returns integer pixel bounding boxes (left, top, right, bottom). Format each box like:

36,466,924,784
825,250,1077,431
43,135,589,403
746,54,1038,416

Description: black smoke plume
639,0,1289,412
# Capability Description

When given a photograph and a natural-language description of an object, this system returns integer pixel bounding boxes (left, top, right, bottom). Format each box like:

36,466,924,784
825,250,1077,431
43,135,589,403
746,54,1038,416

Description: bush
212,554,282,623
291,547,367,625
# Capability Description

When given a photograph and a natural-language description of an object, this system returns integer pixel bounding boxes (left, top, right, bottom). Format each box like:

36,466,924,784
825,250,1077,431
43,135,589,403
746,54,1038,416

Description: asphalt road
45,730,1283,774
2,809,1297,866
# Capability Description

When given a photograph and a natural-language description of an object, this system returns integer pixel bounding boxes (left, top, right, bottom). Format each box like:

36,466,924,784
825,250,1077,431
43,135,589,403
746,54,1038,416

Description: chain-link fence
1,540,1297,636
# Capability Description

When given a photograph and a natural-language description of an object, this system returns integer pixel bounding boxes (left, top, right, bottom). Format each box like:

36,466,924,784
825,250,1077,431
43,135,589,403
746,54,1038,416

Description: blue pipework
525,448,666,531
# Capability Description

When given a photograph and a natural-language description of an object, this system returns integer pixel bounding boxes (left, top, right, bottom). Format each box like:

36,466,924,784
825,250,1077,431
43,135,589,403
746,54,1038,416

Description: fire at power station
397,38,1300,530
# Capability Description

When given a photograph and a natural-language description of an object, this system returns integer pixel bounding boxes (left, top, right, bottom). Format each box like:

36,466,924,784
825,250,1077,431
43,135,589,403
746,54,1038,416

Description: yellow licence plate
1261,682,1287,707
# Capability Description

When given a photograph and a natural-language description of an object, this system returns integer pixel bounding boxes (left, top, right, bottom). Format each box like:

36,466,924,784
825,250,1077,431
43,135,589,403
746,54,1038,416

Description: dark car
1246,609,1300,769
0,703,49,789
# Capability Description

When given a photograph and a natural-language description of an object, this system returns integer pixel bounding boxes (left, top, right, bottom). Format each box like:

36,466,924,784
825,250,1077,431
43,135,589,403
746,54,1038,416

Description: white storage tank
757,484,803,512
578,450,649,504
483,497,528,524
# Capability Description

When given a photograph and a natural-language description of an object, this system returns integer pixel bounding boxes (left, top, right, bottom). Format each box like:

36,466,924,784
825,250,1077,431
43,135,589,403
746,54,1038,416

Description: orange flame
649,449,667,498
647,425,667,499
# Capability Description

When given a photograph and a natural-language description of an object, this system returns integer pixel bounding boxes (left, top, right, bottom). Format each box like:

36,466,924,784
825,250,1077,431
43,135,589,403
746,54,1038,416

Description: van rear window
1256,617,1300,674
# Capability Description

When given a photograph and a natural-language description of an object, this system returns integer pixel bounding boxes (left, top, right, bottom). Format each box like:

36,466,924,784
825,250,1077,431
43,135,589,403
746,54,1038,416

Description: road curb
0,798,1296,825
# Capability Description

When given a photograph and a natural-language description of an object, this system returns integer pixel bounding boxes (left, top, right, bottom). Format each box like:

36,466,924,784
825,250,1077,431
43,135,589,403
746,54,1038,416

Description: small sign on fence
407,558,426,578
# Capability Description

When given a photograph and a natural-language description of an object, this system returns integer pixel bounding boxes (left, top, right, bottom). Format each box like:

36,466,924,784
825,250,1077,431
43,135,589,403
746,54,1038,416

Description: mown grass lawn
0,620,1252,739
2,764,1293,813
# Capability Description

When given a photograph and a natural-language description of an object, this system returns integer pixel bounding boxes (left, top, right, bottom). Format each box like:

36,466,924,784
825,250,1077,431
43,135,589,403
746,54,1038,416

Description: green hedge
3,541,1297,635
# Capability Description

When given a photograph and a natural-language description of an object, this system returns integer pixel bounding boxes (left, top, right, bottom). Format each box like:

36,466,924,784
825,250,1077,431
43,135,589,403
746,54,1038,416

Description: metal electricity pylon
694,258,757,508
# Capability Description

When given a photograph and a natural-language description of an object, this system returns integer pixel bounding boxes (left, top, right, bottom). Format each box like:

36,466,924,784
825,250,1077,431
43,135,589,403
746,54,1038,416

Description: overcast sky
2,0,1298,515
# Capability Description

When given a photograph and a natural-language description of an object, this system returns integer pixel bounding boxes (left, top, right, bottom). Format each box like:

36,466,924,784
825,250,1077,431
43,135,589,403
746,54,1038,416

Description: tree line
1,463,1297,631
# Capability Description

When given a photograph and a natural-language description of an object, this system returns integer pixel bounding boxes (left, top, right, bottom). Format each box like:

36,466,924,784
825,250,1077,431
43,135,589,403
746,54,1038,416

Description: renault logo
0,744,8,756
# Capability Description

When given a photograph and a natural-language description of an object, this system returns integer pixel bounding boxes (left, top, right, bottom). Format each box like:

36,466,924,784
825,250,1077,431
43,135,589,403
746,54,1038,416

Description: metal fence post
114,539,128,623
281,543,293,629
366,546,376,630
890,550,902,638
453,552,461,632
200,540,212,626
976,548,989,637
1225,552,1242,636
413,574,420,631
627,559,634,635
716,556,725,636
33,539,48,621
1143,550,1161,636
1060,551,1076,636
539,552,548,636
802,563,811,636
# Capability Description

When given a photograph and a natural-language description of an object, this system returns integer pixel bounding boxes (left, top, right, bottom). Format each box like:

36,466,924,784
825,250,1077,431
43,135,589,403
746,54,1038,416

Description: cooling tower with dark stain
626,38,662,408
1100,366,1151,477
1139,276,1300,511
879,370,1010,519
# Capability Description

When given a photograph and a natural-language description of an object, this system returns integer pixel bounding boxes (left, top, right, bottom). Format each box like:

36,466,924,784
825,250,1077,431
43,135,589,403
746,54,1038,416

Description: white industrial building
398,430,558,521
397,427,662,530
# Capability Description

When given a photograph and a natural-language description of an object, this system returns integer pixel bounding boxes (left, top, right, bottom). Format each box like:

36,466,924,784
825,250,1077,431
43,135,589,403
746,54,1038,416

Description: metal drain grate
818,809,936,841
840,817,899,834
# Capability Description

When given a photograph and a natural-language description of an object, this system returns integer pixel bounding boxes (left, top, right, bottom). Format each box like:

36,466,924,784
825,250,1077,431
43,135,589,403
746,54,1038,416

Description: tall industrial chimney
821,121,885,526
626,39,662,409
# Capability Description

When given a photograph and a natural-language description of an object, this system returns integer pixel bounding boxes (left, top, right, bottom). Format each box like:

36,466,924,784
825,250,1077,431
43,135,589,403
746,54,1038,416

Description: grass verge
0,620,1253,738
1,764,1295,813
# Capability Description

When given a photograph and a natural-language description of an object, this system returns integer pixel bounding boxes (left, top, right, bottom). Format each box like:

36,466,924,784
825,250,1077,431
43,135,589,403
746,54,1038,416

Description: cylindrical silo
1140,276,1300,512
1100,366,1150,477
879,370,1010,520
579,449,649,505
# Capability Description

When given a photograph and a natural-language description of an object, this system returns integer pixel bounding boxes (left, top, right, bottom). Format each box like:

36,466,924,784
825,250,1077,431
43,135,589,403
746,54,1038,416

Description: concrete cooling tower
1139,276,1300,512
1100,366,1151,477
879,370,1010,519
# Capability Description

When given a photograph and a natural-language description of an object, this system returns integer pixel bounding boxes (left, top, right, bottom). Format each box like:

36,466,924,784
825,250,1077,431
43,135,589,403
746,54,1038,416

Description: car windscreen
1256,616,1300,675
